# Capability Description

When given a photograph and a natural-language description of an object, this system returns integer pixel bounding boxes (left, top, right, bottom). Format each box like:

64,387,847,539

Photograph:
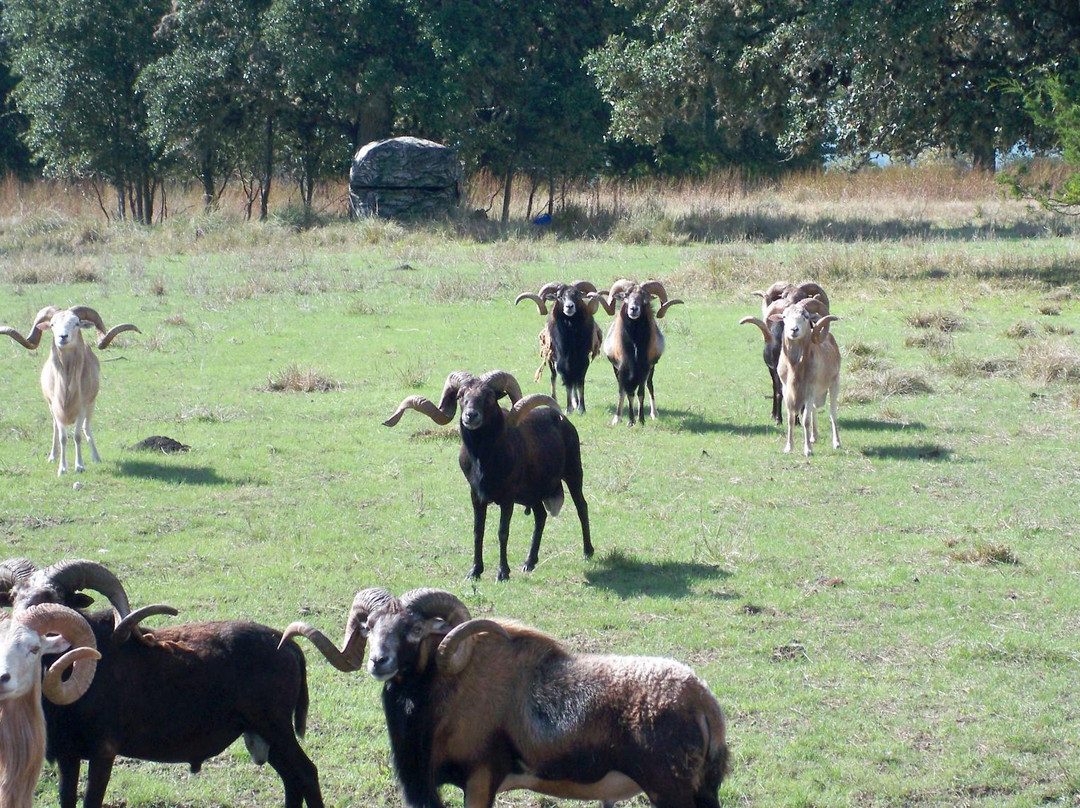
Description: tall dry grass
0,161,1074,259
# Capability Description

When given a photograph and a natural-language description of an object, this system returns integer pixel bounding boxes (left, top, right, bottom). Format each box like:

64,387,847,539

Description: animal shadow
113,460,233,485
859,444,952,461
586,549,733,600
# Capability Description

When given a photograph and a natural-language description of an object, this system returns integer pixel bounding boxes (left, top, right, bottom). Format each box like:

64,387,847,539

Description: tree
587,0,1052,171
4,0,169,222
140,0,284,218
423,0,617,223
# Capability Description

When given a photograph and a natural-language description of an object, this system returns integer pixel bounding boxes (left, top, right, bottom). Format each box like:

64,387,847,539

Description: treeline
0,0,1075,224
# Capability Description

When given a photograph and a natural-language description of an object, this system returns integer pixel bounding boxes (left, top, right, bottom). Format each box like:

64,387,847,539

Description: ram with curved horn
0,558,323,808
514,280,603,414
590,279,683,426
740,282,830,426
1,305,140,475
0,603,99,808
285,587,727,808
384,369,592,580
774,300,842,457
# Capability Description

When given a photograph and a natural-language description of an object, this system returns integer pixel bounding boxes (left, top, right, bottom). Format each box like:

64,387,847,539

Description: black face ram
384,369,592,581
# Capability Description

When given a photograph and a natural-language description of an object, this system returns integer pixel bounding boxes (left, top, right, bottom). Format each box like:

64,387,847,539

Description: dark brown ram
0,558,323,808
283,587,728,808
384,370,592,581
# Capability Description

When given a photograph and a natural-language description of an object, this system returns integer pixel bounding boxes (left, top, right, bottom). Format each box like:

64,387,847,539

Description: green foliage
4,0,170,222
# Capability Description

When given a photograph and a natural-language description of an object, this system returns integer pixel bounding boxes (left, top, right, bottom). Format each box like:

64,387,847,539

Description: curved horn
514,293,548,316
112,604,179,643
640,280,670,304
571,280,597,294
585,291,613,315
383,395,454,427
383,371,475,427
68,306,106,334
279,621,360,673
97,323,141,350
506,393,561,427
282,587,397,673
812,314,839,343
536,282,562,299
607,279,635,300
20,603,99,705
739,316,773,343
480,370,522,404
0,306,57,349
791,283,830,311
800,298,830,319
436,619,510,675
0,558,38,606
656,298,684,319
763,298,791,322
754,282,794,305
399,588,471,626
41,559,132,624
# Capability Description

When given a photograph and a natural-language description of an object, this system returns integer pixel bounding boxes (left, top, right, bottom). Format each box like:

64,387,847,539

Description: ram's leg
770,367,783,425
522,503,546,573
83,755,116,808
829,380,841,449
611,387,626,426
56,755,81,808
783,400,795,454
549,361,557,398
497,501,515,581
463,767,498,808
54,418,70,475
267,734,324,808
803,406,814,457
468,491,487,580
647,366,658,419
577,381,586,414
81,405,101,463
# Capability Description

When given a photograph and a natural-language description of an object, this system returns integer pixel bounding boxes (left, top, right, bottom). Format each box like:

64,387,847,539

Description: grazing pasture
0,181,1079,806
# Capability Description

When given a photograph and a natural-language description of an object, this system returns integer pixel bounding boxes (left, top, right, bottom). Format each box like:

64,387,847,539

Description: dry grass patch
1043,322,1075,336
843,367,933,403
950,543,1020,566
1038,303,1062,316
1019,341,1080,384
906,311,964,332
265,363,341,393
1003,321,1037,339
904,330,955,356
947,356,1017,379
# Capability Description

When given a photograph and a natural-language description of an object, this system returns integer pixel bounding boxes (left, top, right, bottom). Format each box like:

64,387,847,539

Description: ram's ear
42,633,73,655
68,593,95,610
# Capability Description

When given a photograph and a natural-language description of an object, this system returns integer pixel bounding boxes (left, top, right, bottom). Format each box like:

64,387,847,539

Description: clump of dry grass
1038,303,1062,316
1018,341,1080,384
947,356,1017,379
1042,322,1075,336
843,368,933,403
950,543,1019,565
265,363,340,393
1004,321,1037,339
904,330,955,356
906,311,964,332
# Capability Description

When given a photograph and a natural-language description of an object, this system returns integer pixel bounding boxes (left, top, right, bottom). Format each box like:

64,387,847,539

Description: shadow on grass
586,549,733,600
859,444,953,461
842,418,928,432
113,459,234,485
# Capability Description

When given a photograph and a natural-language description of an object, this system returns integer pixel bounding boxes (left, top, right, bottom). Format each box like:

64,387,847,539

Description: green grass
1,226,1079,807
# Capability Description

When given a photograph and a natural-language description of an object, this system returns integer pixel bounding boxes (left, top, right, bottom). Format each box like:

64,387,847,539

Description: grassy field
1,171,1079,807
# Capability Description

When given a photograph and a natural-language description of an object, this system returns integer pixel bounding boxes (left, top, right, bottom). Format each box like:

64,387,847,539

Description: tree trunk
260,115,274,221
501,167,513,225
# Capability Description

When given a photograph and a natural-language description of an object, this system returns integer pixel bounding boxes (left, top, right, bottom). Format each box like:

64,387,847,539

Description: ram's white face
0,621,70,701
42,310,91,350
781,306,814,341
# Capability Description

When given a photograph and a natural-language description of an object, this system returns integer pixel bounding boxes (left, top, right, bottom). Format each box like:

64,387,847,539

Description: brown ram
283,587,728,808
592,279,683,426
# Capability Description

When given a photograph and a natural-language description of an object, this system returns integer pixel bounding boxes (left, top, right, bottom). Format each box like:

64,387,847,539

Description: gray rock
350,137,463,219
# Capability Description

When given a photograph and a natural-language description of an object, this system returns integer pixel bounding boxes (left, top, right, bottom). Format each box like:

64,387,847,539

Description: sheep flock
0,277,852,808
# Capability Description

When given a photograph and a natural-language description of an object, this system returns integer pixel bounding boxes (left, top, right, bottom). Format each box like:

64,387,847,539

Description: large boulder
350,137,463,219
